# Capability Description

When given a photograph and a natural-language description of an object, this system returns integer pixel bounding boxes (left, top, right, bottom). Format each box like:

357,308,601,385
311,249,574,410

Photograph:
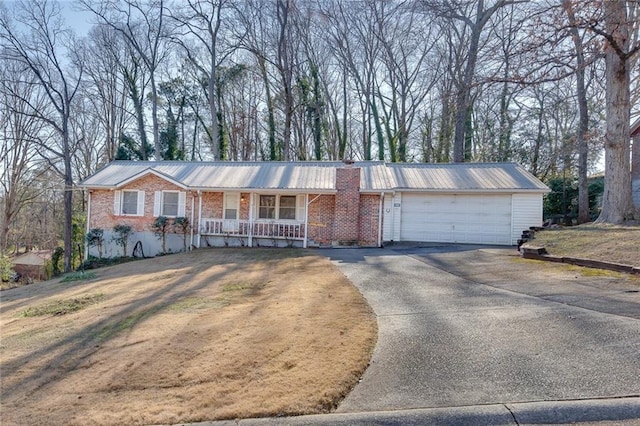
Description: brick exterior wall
333,167,361,243
200,192,251,220
307,194,335,245
358,194,381,246
89,174,195,233
239,193,250,219
200,192,223,220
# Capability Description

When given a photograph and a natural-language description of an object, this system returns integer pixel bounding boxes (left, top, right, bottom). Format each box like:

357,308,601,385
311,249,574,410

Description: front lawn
529,223,640,266
0,248,377,425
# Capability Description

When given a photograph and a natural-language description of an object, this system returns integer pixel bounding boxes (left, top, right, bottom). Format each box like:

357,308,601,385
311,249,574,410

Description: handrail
200,218,305,240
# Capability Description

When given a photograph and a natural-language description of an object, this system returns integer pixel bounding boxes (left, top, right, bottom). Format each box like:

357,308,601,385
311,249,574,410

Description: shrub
112,224,134,257
86,228,105,258
0,256,16,282
51,247,64,277
173,216,190,252
152,216,171,254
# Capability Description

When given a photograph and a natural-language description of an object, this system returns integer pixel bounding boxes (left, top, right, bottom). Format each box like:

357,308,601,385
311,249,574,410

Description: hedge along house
79,161,549,257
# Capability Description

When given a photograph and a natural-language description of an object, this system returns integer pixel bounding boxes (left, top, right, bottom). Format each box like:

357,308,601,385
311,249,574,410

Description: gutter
85,190,91,260
378,192,384,247
197,190,202,248
190,193,195,251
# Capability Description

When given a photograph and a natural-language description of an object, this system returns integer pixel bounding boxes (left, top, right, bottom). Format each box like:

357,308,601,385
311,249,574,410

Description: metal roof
385,162,549,192
80,161,549,193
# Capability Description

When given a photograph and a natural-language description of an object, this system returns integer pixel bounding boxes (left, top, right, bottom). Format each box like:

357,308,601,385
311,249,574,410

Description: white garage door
400,193,512,245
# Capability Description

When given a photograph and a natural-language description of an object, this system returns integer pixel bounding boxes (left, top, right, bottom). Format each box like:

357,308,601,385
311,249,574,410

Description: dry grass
0,248,377,426
529,223,640,267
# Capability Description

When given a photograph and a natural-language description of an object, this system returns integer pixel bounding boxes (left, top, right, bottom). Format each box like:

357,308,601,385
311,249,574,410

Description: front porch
199,218,306,247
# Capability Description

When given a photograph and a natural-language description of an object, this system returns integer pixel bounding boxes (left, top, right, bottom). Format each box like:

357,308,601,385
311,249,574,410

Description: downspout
304,194,309,248
378,192,384,247
248,192,254,247
304,194,322,249
189,192,195,251
84,189,91,260
197,190,202,248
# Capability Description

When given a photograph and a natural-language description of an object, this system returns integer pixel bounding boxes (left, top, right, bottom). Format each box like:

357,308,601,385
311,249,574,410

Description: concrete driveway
321,245,640,420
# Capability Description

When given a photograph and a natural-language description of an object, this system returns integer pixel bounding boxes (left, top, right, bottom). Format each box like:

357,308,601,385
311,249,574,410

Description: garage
380,163,549,246
399,193,513,245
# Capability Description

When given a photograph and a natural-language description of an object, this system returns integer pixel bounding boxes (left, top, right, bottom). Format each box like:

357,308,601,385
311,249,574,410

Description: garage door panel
400,193,512,245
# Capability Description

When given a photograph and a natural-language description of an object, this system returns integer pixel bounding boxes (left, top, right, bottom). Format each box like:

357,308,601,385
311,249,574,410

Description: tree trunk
565,0,590,224
339,69,348,159
208,73,220,160
575,57,590,224
63,118,73,273
596,1,634,224
150,74,160,160
125,70,149,160
453,10,483,163
257,57,277,161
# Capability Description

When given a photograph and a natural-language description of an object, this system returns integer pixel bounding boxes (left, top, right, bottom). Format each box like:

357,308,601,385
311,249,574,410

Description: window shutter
154,191,161,216
178,191,186,217
137,191,145,216
296,195,306,221
113,190,122,215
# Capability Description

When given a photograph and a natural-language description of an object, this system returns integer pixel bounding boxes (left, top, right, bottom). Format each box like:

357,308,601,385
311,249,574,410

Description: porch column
248,192,254,247
633,135,640,208
197,190,202,248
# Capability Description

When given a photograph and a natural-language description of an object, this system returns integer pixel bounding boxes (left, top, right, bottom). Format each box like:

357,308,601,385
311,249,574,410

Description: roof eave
392,188,550,194
190,187,337,194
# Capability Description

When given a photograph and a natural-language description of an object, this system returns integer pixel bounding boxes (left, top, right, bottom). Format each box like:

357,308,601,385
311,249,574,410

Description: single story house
79,161,550,257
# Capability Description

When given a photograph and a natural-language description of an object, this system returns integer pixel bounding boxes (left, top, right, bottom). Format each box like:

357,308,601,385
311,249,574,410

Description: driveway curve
322,245,640,414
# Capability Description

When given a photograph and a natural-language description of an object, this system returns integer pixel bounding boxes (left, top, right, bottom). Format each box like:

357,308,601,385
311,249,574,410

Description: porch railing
200,218,305,240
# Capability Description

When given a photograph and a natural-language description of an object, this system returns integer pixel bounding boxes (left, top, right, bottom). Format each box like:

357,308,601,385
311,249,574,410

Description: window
279,196,296,220
162,192,179,216
224,193,239,219
122,191,139,215
257,194,302,220
114,190,144,216
259,195,276,219
153,191,186,217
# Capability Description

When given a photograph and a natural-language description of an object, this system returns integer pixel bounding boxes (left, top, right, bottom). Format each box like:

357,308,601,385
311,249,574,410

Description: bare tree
372,1,439,162
0,60,49,254
80,25,132,162
425,0,525,162
0,0,84,272
324,1,382,160
81,0,169,160
583,1,640,223
168,0,235,160
563,0,591,224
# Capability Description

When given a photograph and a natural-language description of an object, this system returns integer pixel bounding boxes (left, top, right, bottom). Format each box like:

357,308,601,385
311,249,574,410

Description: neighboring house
79,161,549,257
11,250,52,281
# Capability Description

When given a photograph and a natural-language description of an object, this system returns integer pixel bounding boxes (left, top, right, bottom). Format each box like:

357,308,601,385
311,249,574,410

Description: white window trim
114,189,145,217
154,190,186,217
255,194,304,222
224,192,240,220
